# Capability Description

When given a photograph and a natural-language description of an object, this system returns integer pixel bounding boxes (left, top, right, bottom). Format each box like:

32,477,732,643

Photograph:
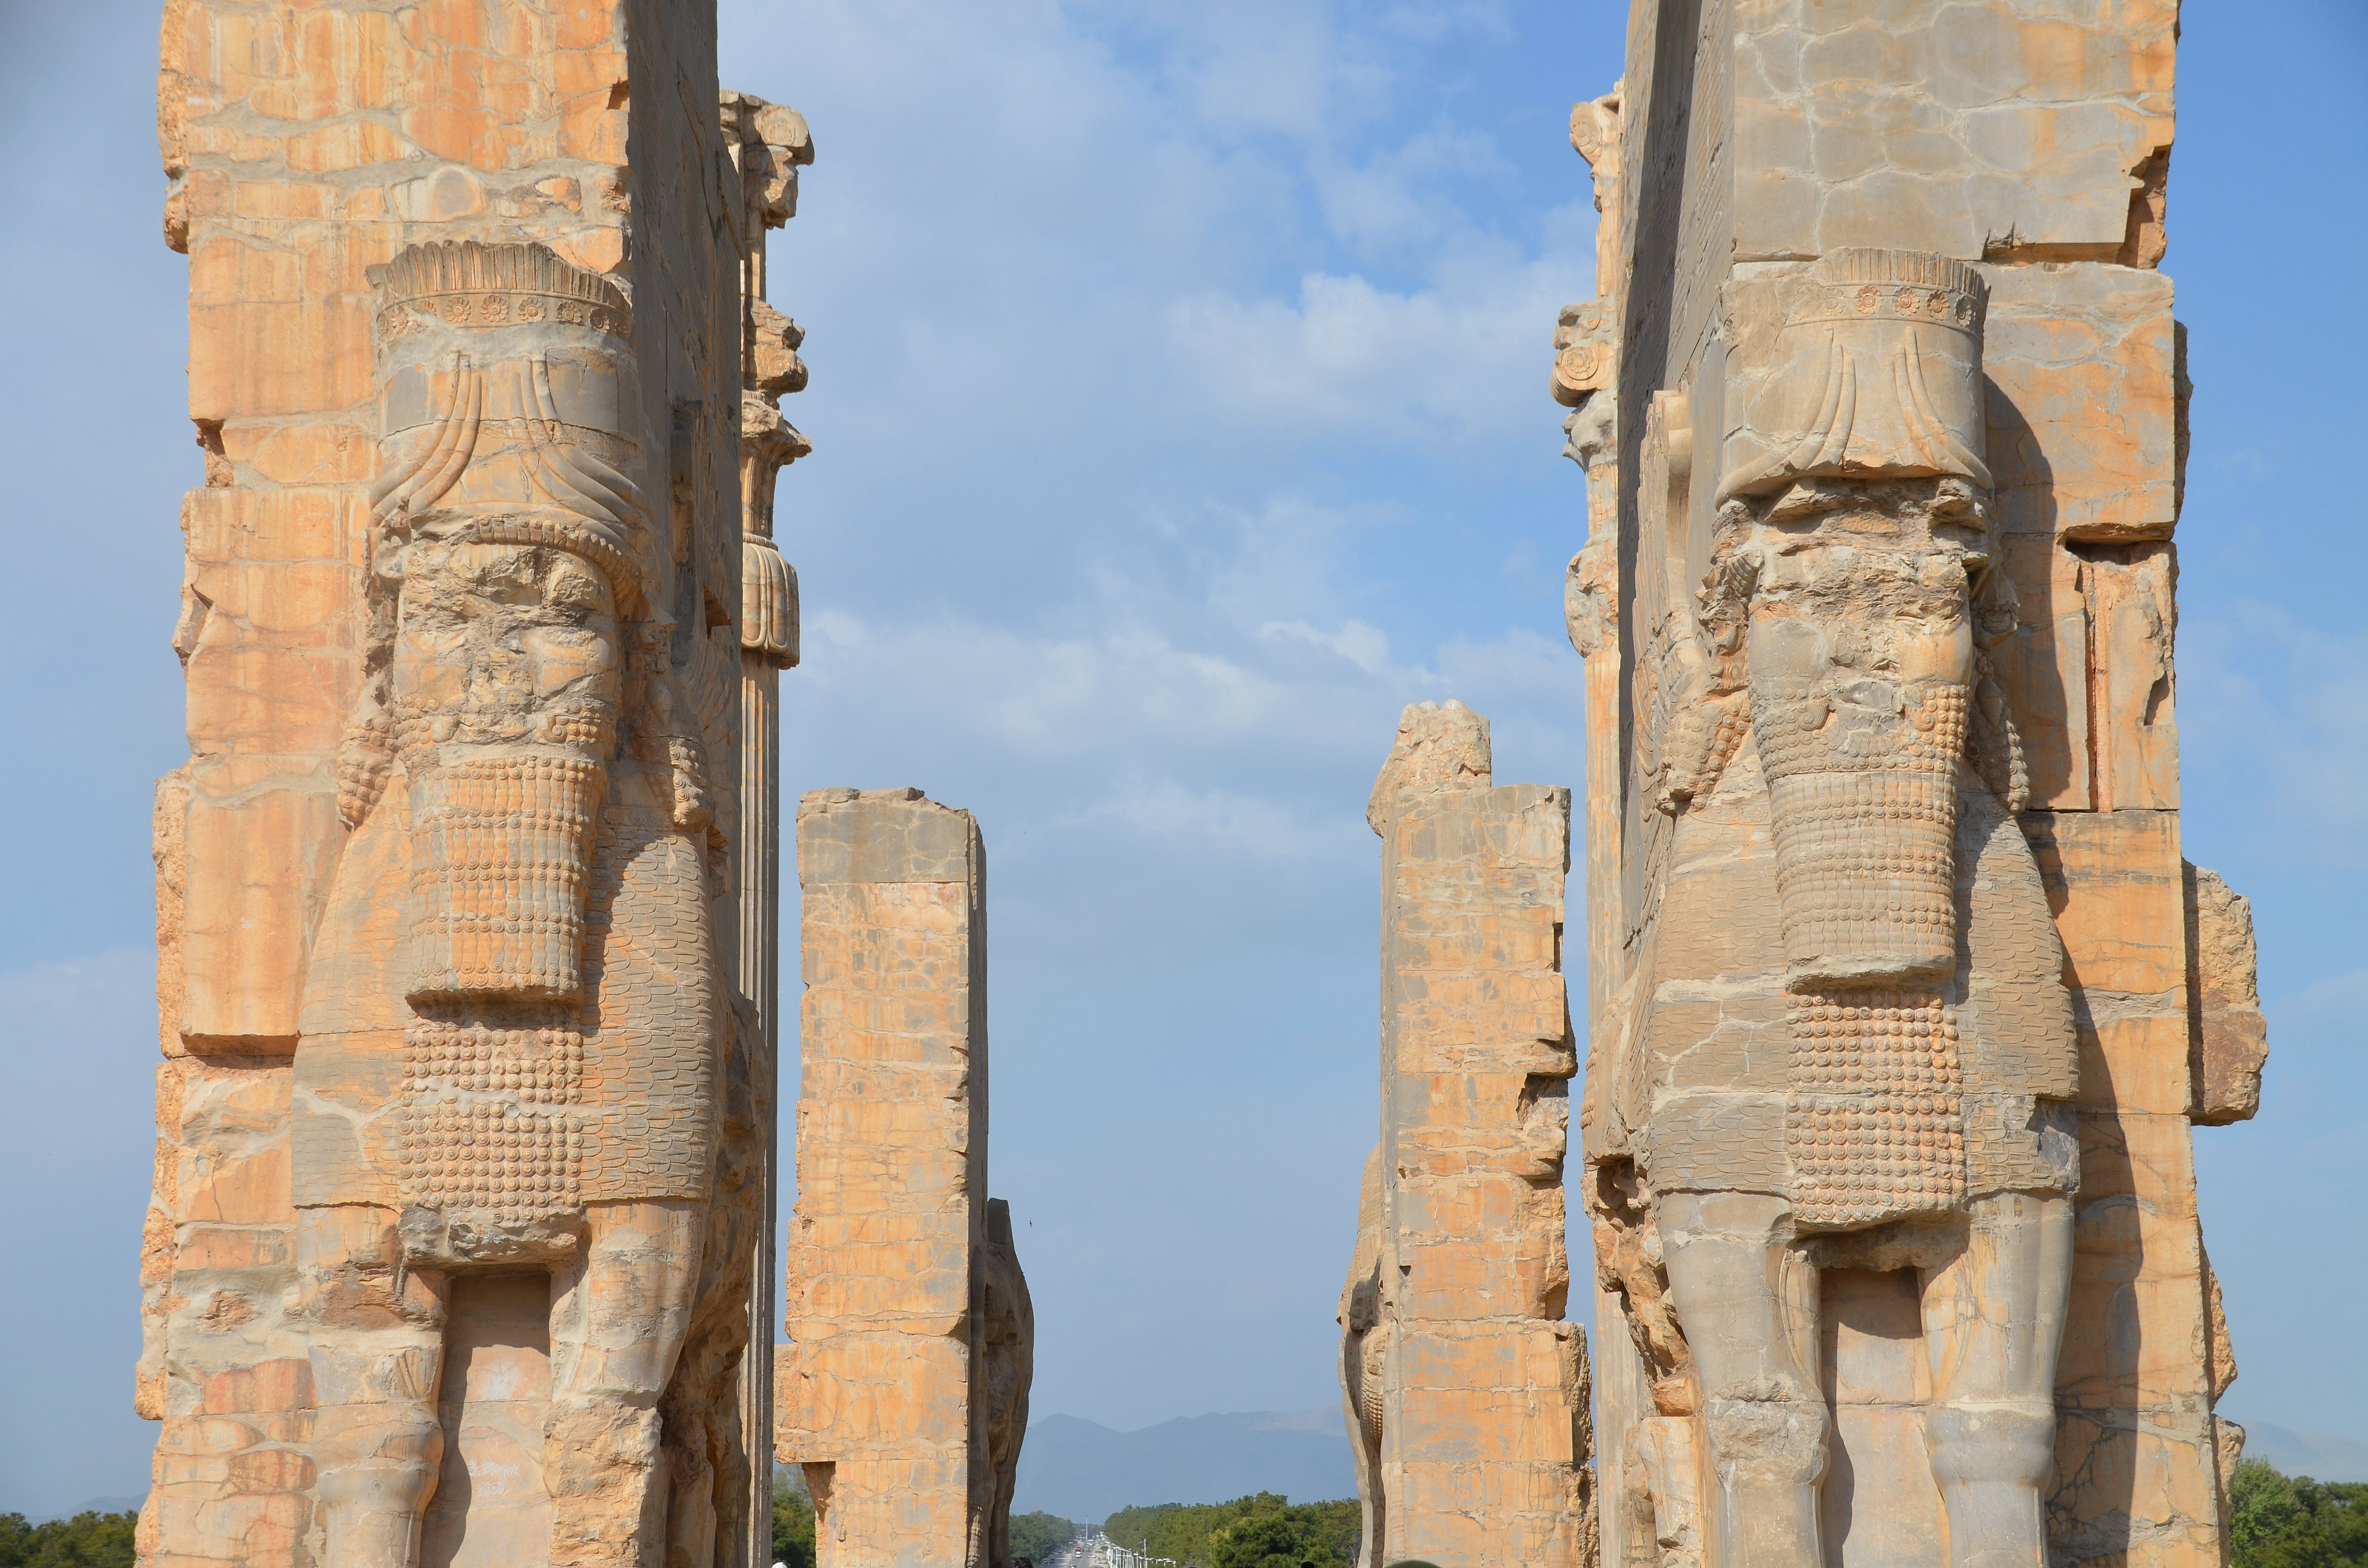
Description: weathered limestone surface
1557,8,2261,1568
1729,0,2176,264
778,789,1034,1568
1340,703,1595,1568
139,5,780,1567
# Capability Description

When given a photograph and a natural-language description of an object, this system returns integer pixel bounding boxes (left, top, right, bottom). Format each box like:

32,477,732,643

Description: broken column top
797,787,978,885
1366,700,1493,833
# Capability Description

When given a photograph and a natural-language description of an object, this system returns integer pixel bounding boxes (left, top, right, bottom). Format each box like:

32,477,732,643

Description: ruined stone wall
779,789,1032,1568
1341,704,1594,1568
140,5,756,1565
1562,7,2261,1568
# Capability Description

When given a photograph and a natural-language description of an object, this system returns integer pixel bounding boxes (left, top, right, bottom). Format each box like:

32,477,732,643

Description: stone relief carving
976,1199,1036,1568
1557,84,1622,664
1598,248,2082,1568
290,239,727,1568
1555,301,1619,660
1338,1145,1390,1567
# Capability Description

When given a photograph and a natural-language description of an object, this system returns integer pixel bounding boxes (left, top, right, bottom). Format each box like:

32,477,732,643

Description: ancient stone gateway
1545,6,2266,1568
132,2,2266,1566
134,3,1033,1566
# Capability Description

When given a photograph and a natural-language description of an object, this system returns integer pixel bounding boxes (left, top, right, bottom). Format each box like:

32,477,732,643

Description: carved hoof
1703,1397,1829,1488
1926,1404,2055,1489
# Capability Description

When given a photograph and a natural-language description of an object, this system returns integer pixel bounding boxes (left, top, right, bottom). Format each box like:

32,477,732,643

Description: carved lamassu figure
1599,250,2077,1568
293,241,727,1568
1337,1147,1390,1565
975,1199,1037,1568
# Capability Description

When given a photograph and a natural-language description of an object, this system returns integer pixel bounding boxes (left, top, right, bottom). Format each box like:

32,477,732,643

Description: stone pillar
1550,90,1653,1568
722,88,814,1568
1340,703,1593,1568
1568,8,2260,1568
779,789,1032,1568
141,6,756,1567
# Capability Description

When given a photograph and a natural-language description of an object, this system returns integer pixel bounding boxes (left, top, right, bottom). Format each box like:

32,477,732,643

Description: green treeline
1008,1511,1079,1562
771,1475,817,1568
2233,1458,2368,1568
55,1460,2368,1568
0,1511,137,1568
1102,1493,1360,1568
772,1480,1075,1568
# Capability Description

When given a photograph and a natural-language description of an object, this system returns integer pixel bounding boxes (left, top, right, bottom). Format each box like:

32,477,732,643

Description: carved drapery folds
146,12,772,1564
268,235,731,1568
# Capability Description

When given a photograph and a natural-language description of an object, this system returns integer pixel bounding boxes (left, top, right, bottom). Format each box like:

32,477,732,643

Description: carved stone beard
393,534,623,1004
1722,478,1990,1228
1736,480,1982,989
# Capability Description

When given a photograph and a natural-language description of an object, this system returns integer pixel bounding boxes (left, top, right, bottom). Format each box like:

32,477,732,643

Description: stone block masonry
1340,703,1596,1568
139,4,779,1566
778,789,1034,1568
1557,6,2263,1568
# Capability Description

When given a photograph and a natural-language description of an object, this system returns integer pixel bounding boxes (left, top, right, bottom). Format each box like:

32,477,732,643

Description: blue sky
1,0,2362,1519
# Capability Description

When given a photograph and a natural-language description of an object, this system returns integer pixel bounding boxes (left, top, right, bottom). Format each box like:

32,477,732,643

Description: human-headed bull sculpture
1591,249,2079,1568
293,241,727,1568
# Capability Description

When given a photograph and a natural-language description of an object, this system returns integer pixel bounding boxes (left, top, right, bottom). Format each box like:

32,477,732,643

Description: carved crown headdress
368,239,632,343
1718,247,1992,505
366,241,653,613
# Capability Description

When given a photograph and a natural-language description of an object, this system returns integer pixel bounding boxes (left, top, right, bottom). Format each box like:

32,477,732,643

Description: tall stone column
1340,702,1593,1568
736,634,786,1565
778,789,1033,1568
721,89,814,1568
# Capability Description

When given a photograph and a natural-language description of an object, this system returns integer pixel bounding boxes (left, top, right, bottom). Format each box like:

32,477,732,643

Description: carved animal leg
1656,1192,1826,1568
545,1199,705,1568
1918,1192,2073,1568
299,1205,448,1568
661,1423,718,1568
1632,1415,1708,1568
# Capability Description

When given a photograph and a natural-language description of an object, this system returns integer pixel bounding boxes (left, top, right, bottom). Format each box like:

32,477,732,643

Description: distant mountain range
2242,1423,2368,1483
1013,1409,1358,1526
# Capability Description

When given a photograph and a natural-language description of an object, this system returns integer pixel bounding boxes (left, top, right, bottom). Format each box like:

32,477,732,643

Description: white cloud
1257,616,1393,673
1160,241,1586,451
1082,779,1366,861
